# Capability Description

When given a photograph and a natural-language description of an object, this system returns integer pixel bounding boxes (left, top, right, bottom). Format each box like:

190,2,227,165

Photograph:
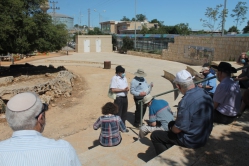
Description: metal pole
134,0,137,50
88,8,90,28
140,100,143,127
221,0,227,36
99,13,100,28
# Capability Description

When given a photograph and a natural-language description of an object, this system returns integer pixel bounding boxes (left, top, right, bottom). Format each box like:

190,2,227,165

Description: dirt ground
0,54,135,141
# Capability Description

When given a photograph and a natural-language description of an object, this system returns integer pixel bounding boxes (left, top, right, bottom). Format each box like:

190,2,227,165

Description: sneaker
125,129,129,132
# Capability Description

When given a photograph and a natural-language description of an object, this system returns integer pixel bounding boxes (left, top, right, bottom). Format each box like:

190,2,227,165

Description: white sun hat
143,94,153,104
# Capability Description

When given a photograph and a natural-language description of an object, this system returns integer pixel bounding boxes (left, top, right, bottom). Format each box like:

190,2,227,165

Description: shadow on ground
149,110,249,166
137,137,157,162
0,63,66,77
88,140,99,150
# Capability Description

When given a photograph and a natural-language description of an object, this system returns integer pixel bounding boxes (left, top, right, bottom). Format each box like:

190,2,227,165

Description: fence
116,34,176,54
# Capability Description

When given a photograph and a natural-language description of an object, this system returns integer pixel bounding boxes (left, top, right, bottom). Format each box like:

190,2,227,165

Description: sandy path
0,65,135,140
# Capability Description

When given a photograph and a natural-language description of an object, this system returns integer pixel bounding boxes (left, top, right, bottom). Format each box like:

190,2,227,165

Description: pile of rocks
0,64,76,114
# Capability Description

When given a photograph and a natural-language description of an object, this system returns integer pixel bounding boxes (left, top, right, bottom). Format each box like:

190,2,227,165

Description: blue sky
48,0,248,32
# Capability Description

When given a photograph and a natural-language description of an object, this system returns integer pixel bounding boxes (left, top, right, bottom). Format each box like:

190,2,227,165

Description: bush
122,37,134,53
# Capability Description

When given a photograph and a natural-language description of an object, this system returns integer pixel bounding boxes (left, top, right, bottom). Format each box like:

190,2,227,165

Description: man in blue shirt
130,69,152,128
198,67,217,98
151,70,213,155
138,94,174,138
203,63,216,75
0,92,81,166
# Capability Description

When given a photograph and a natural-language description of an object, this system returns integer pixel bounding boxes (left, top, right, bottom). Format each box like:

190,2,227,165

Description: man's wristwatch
202,85,206,88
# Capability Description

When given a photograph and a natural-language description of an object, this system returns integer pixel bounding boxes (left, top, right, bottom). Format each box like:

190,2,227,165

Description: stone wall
128,36,249,65
162,36,249,65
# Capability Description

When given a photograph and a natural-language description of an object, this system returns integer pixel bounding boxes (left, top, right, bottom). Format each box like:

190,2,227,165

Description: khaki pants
139,125,165,139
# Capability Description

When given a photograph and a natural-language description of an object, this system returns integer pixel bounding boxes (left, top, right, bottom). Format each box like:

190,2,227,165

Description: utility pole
221,0,227,36
134,0,137,49
78,11,83,35
94,9,106,28
88,9,90,28
50,1,60,24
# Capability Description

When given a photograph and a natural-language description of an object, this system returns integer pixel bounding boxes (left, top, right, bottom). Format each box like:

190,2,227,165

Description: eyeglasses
35,103,48,119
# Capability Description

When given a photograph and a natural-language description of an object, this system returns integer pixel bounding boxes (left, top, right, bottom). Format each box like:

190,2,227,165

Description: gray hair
5,94,42,131
175,79,195,90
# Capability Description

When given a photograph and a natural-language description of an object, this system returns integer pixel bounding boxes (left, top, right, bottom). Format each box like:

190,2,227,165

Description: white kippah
7,92,37,112
174,70,195,83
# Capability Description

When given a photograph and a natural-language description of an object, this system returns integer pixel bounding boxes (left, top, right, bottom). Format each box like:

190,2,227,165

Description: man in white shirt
0,92,81,166
110,65,129,131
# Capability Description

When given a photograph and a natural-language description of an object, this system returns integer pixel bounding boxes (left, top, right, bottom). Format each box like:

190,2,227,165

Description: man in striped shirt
138,94,174,139
0,92,81,166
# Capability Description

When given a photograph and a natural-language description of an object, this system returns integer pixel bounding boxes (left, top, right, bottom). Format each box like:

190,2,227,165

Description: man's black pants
213,109,236,124
134,97,147,126
114,96,128,125
150,130,185,155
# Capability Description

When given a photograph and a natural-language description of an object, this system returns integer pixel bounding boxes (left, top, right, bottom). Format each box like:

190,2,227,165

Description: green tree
0,0,67,54
147,27,158,34
140,25,148,35
87,27,103,35
231,1,248,28
150,19,164,27
120,16,130,21
121,37,134,52
200,4,227,33
136,14,147,21
112,34,117,50
174,23,191,35
228,26,240,33
242,21,249,33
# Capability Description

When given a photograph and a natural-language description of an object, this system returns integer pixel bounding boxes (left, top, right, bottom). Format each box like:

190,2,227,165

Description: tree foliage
140,25,148,35
200,4,227,33
228,26,240,33
0,0,67,54
121,37,134,52
175,23,191,35
242,21,249,33
136,14,147,21
120,16,130,21
139,23,191,35
231,1,248,28
150,19,164,27
121,14,147,22
87,27,103,35
74,24,88,29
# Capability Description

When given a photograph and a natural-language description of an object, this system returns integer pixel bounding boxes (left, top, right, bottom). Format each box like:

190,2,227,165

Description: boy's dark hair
102,102,118,115
116,65,125,74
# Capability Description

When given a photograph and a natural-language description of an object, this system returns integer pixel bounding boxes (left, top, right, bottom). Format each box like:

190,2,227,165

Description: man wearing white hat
0,92,81,166
130,69,153,128
138,94,174,139
151,70,213,155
